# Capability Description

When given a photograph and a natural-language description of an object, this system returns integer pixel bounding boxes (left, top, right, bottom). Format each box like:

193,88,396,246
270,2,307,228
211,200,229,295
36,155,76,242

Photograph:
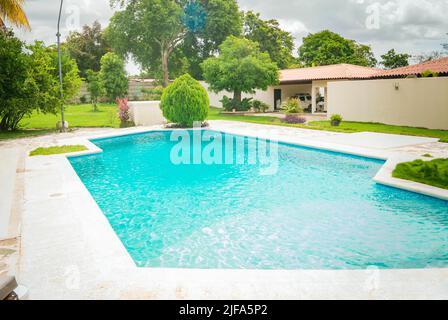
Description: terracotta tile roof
279,64,382,83
373,57,448,78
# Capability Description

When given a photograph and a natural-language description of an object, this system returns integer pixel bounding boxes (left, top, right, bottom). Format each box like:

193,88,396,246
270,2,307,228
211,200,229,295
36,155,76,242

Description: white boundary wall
128,101,166,126
327,77,448,130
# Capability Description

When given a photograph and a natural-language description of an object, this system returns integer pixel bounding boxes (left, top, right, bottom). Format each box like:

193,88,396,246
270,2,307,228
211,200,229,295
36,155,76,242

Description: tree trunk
161,49,169,88
233,90,241,104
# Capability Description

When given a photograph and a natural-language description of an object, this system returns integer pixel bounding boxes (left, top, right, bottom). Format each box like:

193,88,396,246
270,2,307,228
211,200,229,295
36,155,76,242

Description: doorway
274,89,282,110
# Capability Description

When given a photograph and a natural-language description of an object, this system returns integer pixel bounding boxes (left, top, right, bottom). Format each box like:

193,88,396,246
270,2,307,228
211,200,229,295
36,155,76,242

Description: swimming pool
69,130,448,270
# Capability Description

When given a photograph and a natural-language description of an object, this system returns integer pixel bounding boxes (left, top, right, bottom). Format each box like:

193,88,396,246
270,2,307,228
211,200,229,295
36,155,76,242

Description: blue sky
13,0,448,74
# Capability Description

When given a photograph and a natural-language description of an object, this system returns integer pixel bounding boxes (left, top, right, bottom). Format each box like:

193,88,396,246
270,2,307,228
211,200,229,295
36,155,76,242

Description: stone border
19,122,448,299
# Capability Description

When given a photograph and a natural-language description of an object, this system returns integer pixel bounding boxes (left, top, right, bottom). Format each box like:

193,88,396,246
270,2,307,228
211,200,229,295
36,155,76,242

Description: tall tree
298,30,377,67
182,0,242,79
99,52,128,101
202,36,279,105
0,0,30,30
86,70,104,112
107,0,186,87
243,11,295,69
380,49,410,69
65,21,111,78
0,32,64,131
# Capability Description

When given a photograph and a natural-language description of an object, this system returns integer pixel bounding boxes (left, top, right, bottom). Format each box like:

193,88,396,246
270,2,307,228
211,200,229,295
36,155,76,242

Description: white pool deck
1,121,448,300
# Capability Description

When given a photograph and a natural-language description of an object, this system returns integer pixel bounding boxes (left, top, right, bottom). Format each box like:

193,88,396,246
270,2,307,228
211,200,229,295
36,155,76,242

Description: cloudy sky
13,0,448,74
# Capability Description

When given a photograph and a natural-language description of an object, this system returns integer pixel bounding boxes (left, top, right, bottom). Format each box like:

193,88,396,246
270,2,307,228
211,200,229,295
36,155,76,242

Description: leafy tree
99,52,128,101
413,51,445,64
48,46,82,103
65,21,111,78
202,36,279,105
380,49,410,69
243,11,295,69
160,73,209,127
107,0,186,87
181,0,242,79
86,70,104,111
0,31,60,131
298,30,377,67
0,0,30,30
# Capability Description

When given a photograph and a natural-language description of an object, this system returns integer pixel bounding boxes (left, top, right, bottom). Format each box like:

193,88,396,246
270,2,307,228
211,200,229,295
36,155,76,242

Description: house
203,57,448,130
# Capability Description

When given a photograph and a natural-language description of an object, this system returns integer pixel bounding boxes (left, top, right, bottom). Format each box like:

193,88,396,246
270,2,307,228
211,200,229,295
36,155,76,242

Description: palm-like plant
0,0,30,30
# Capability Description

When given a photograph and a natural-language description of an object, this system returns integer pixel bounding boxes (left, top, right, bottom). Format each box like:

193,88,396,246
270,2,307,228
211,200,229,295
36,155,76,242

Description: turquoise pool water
69,130,448,270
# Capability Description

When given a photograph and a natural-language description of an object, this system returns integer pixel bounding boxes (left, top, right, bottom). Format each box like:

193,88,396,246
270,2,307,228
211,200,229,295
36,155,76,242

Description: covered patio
276,64,382,114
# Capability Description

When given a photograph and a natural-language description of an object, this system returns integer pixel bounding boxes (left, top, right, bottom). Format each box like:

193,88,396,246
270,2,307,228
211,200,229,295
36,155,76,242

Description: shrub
330,114,343,126
252,100,270,113
80,95,87,104
220,96,234,111
283,115,307,124
160,74,209,127
421,69,439,78
117,97,133,127
282,98,303,114
392,158,448,190
142,86,164,101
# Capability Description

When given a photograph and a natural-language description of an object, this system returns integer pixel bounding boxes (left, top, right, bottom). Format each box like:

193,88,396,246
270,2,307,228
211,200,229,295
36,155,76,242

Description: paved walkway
1,122,447,299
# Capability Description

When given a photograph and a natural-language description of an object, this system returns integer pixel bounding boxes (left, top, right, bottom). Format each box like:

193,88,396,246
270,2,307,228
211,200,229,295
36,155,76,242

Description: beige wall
200,81,312,111
129,101,166,126
327,77,448,130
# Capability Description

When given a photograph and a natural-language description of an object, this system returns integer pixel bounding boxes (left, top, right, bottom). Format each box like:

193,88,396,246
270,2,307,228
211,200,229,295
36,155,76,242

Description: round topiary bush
160,74,209,127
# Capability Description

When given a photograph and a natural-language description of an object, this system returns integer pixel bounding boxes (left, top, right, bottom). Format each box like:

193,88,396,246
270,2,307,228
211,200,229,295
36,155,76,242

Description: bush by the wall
282,98,303,114
160,74,209,127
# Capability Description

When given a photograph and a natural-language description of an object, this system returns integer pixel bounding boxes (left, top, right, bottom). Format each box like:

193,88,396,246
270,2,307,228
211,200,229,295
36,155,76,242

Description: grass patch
19,103,120,129
392,158,448,190
29,145,88,156
208,107,448,142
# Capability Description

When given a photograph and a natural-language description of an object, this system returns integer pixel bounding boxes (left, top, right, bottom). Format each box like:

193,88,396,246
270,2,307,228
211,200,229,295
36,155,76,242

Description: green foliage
421,70,439,78
298,30,377,67
86,70,105,111
393,158,448,190
0,31,63,131
380,49,410,69
243,11,295,69
202,36,279,104
282,98,303,114
99,52,128,101
65,21,111,78
141,86,164,101
160,74,209,127
330,114,343,122
29,145,88,156
106,0,185,87
182,0,242,79
252,99,269,113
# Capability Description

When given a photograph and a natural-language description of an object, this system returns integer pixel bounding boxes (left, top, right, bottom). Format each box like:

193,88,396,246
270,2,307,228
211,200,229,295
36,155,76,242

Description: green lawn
29,145,88,156
208,107,448,142
393,158,448,190
20,103,120,129
0,103,119,141
1,105,448,142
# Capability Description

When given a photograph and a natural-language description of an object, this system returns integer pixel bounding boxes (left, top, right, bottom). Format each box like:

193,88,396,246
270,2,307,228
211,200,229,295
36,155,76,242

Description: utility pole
57,0,66,132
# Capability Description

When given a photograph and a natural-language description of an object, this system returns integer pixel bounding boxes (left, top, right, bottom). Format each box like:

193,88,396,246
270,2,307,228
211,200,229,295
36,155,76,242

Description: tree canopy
201,36,279,104
99,52,128,101
0,0,30,30
65,21,111,78
380,49,410,69
106,0,187,87
0,31,63,130
243,11,295,69
298,30,377,67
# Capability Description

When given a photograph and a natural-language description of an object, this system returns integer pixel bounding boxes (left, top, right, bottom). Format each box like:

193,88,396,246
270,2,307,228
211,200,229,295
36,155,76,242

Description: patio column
324,86,328,112
311,85,317,114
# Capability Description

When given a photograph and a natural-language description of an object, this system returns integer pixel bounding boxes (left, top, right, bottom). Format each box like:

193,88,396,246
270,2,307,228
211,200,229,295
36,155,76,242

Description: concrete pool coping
17,121,448,299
